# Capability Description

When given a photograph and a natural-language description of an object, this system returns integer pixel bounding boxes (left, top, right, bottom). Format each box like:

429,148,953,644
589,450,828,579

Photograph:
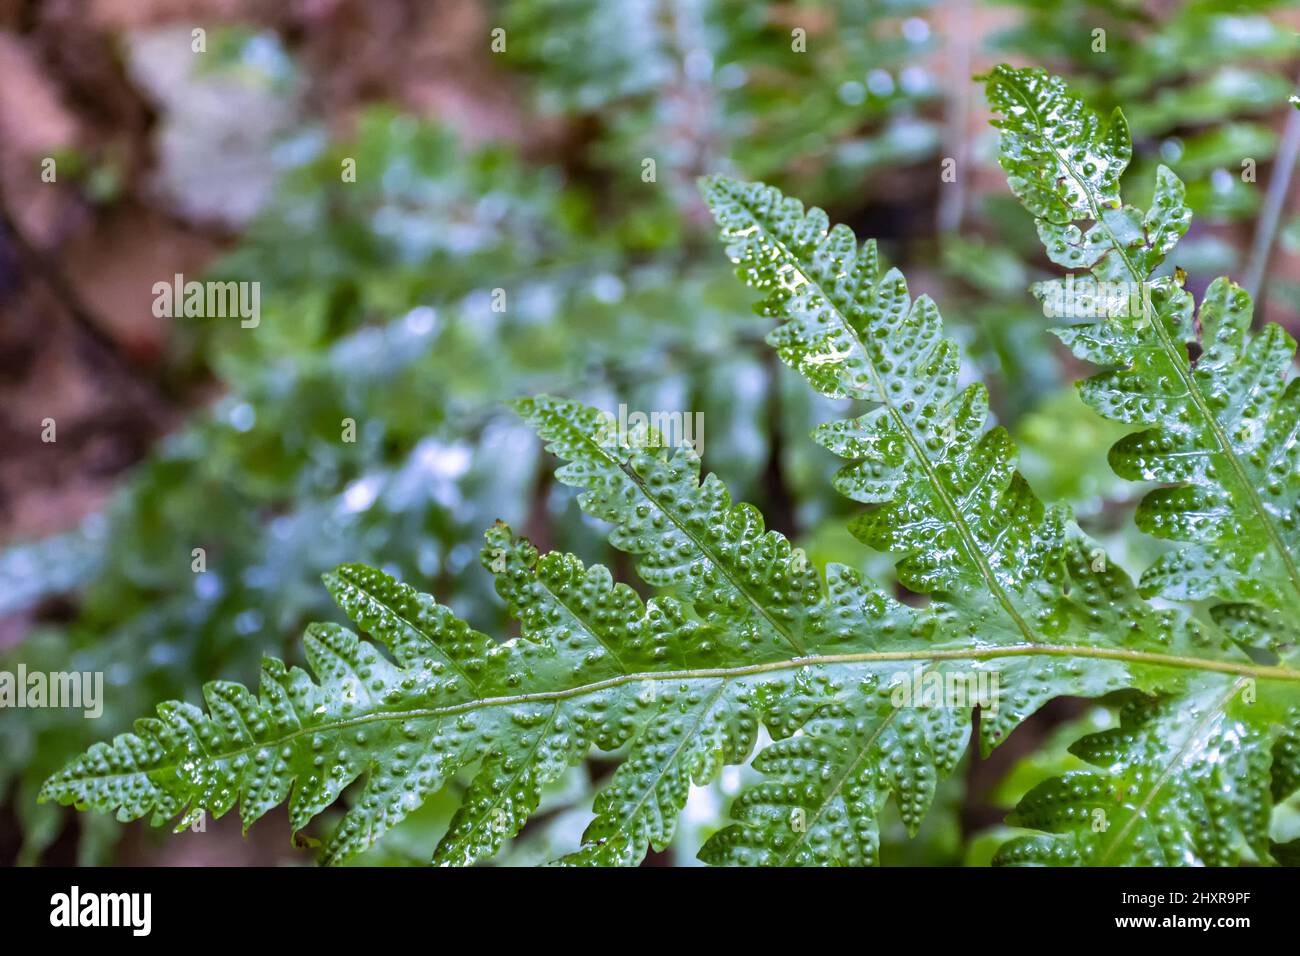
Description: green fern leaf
700,174,1201,670
475,520,801,866
39,70,1300,867
39,560,525,865
513,395,832,660
995,681,1283,865
39,503,919,866
983,66,1192,282
698,675,971,866
985,64,1300,865
44,389,1280,866
986,64,1300,622
696,173,1293,865
514,369,1224,865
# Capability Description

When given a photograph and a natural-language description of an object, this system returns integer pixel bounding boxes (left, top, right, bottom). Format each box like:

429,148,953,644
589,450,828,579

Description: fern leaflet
985,65,1300,864
986,64,1300,629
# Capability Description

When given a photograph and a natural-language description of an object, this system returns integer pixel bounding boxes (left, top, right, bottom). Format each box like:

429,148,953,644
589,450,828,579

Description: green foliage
1,102,796,863
947,0,1298,420
998,684,1286,865
984,64,1300,864
13,2,1300,867
991,0,1296,227
17,8,955,864
42,66,1300,864
986,64,1300,632
39,476,869,867
693,172,1282,866
494,0,942,209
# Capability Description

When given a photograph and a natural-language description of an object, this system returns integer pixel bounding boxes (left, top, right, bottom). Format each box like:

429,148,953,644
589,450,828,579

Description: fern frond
983,66,1189,282
698,672,972,866
513,395,833,660
39,506,921,866
694,174,1299,864
44,403,1287,866
40,560,520,865
472,520,905,866
984,64,1300,865
700,174,1203,666
985,65,1300,625
702,177,1036,606
40,71,1300,867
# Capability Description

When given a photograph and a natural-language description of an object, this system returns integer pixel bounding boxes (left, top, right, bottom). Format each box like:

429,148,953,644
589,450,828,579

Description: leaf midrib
50,643,1300,789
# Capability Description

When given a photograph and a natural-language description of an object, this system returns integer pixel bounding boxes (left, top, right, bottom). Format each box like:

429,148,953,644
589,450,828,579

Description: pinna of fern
981,64,1300,864
984,64,1300,635
696,161,1298,866
40,67,1300,867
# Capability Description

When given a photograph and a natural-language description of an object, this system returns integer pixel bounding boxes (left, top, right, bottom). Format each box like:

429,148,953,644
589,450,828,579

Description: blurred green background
0,0,1296,866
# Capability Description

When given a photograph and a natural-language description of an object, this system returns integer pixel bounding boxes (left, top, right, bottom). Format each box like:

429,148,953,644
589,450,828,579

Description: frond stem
58,643,1300,788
